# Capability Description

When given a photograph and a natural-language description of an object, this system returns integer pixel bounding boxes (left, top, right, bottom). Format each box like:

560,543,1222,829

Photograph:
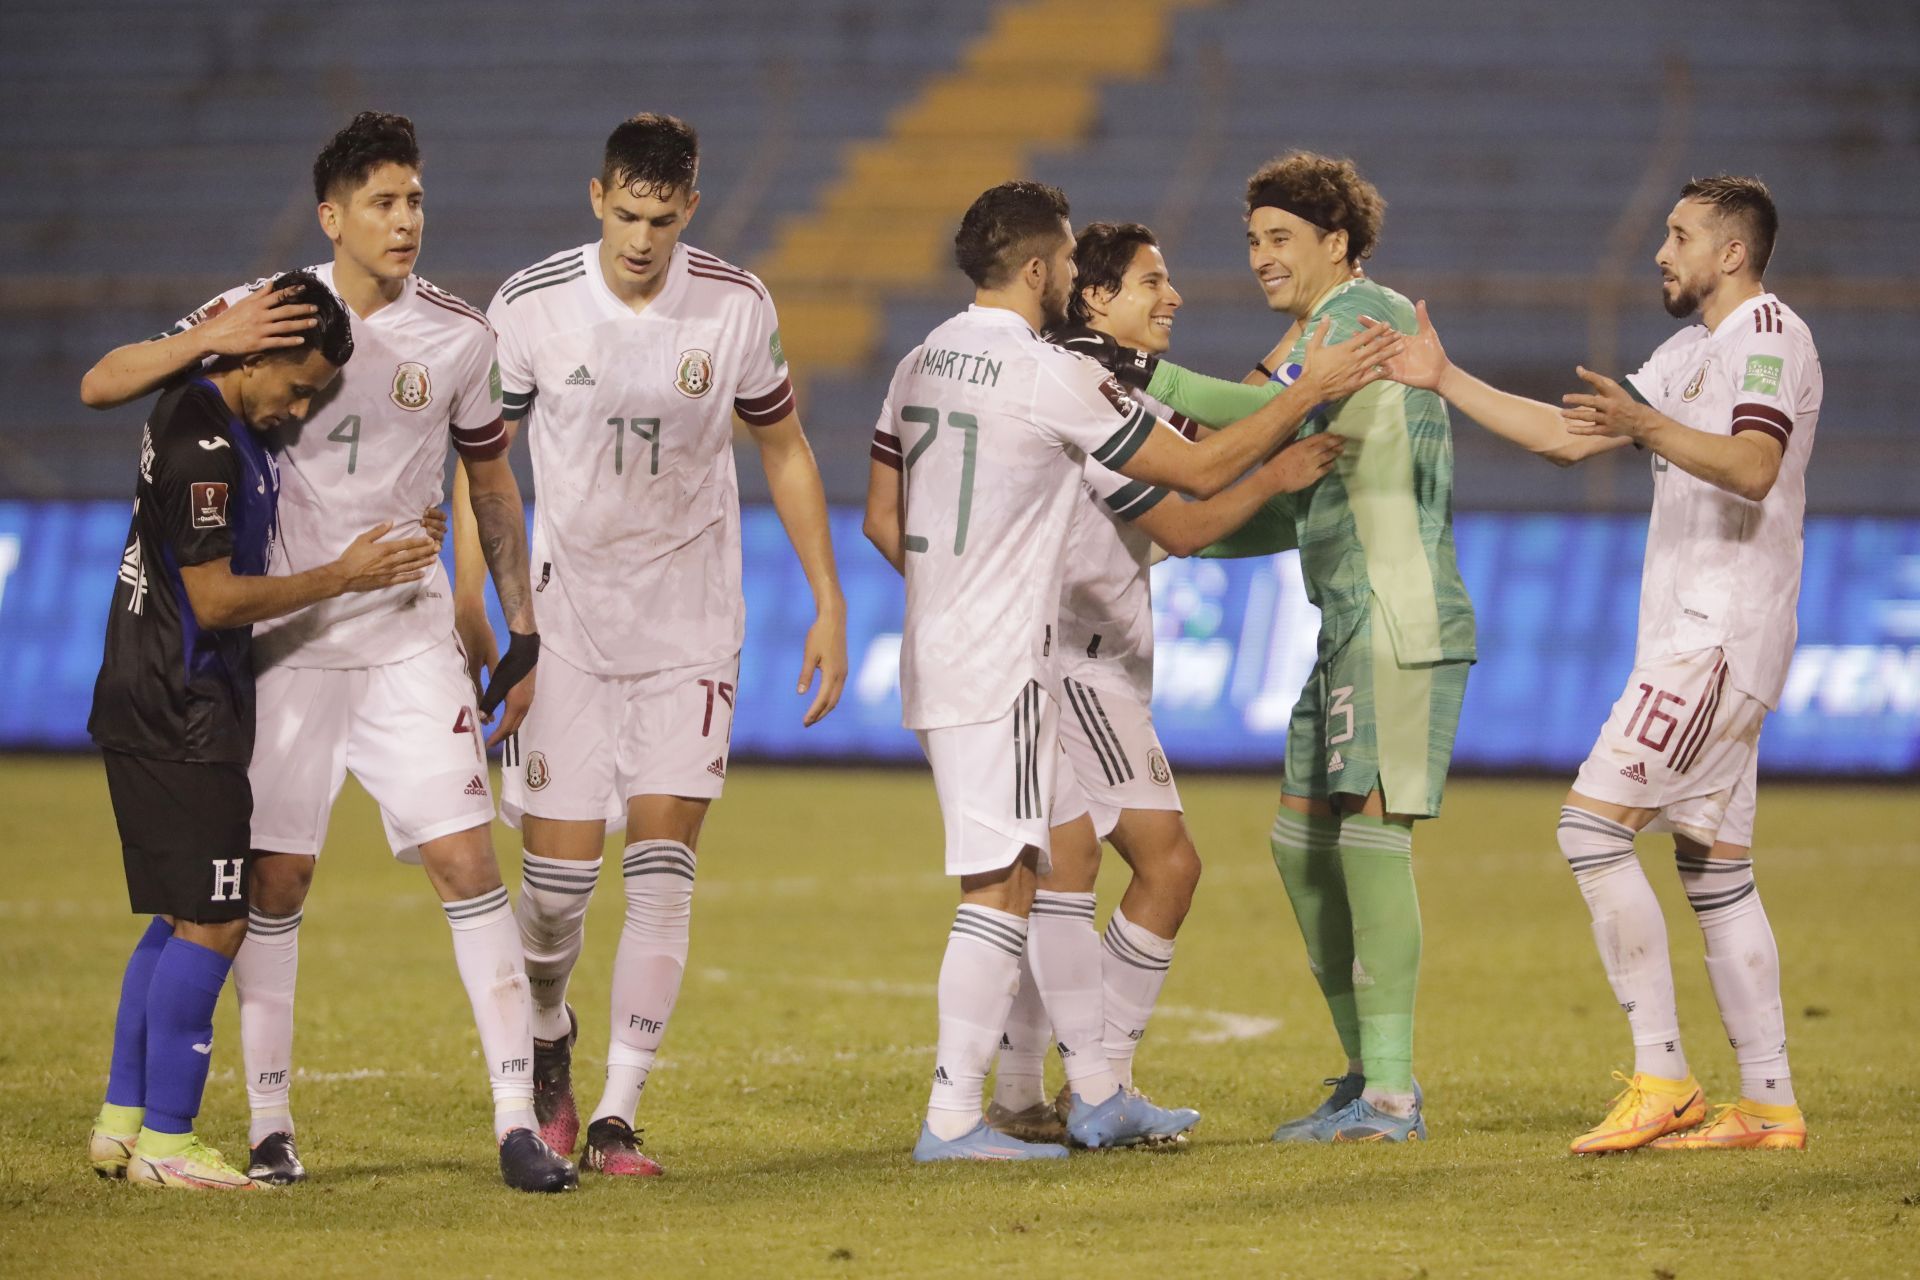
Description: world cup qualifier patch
1742,354,1783,395
190,481,229,528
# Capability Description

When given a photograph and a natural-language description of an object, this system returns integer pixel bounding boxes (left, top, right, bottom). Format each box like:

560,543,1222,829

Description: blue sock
105,917,174,1108
142,937,232,1136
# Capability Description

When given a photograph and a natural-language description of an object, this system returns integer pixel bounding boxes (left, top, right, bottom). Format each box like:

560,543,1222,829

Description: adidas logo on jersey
1327,750,1345,773
707,757,727,779
464,774,488,796
565,365,595,386
1620,761,1649,785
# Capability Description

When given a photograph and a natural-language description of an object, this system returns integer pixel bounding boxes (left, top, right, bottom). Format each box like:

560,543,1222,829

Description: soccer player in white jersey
863,181,1401,1161
1369,175,1818,1152
969,221,1344,1143
483,114,846,1178
79,112,576,1193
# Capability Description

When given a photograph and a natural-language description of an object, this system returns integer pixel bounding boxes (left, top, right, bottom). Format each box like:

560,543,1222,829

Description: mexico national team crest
1147,747,1172,787
391,361,433,411
1681,358,1709,402
674,349,714,399
525,751,550,792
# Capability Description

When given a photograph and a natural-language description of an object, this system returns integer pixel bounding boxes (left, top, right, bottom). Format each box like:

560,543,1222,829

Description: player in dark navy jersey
85,270,442,1192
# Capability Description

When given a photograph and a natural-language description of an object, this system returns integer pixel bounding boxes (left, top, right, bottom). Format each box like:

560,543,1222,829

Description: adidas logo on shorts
1620,761,1648,785
1327,750,1345,773
706,757,726,779
464,774,488,796
565,365,595,386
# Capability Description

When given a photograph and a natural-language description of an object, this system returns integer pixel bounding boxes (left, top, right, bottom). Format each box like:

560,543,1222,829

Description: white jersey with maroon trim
1055,390,1196,704
870,305,1164,730
1623,292,1821,707
160,263,506,670
488,241,793,677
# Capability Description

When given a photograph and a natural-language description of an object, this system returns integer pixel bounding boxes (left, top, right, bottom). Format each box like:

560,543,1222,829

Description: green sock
1338,814,1421,1093
95,1102,143,1135
1270,807,1361,1063
133,1127,193,1157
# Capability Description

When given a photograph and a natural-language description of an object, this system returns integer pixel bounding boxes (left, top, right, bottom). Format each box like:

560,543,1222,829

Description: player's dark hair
270,270,354,367
1680,174,1777,276
1245,151,1385,264
312,111,421,204
602,113,700,199
954,181,1073,288
1067,222,1159,326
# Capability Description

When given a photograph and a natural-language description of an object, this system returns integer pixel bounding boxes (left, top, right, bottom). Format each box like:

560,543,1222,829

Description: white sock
1559,806,1688,1080
1100,906,1174,1089
992,950,1050,1111
927,904,1027,1140
515,851,601,1043
442,887,537,1139
1677,852,1794,1106
1027,890,1118,1106
234,907,301,1146
591,841,695,1126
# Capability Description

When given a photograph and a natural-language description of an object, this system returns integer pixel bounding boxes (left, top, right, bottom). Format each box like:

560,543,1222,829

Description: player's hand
1050,324,1159,392
1296,317,1404,403
1261,433,1345,492
454,597,499,705
480,630,539,746
420,504,448,550
199,282,319,358
331,522,439,594
797,607,847,727
1361,299,1448,391
1562,366,1652,439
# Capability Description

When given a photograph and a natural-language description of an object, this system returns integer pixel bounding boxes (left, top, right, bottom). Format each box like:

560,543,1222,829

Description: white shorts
500,646,738,834
249,636,493,864
915,682,1058,878
1573,648,1766,847
1057,675,1181,839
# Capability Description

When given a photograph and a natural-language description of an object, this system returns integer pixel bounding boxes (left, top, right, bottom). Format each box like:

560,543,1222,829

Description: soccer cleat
1327,1097,1426,1143
1647,1098,1807,1150
532,1003,580,1157
247,1131,307,1185
1569,1070,1706,1155
1064,1088,1201,1149
128,1133,259,1191
912,1119,1069,1162
1271,1072,1367,1143
580,1116,665,1177
984,1099,1068,1145
498,1126,579,1192
89,1127,137,1179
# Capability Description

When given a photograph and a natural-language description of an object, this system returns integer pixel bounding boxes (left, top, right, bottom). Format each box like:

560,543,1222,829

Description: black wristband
1253,361,1275,380
479,629,540,715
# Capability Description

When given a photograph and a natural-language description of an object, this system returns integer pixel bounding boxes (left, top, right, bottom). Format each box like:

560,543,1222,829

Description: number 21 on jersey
899,404,977,555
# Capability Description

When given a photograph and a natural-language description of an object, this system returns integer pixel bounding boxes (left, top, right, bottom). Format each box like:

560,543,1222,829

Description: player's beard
1662,272,1706,319
1039,262,1073,333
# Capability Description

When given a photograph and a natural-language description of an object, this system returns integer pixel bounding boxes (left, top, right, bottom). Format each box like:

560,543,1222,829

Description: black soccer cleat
247,1131,307,1185
532,1003,580,1157
499,1126,578,1193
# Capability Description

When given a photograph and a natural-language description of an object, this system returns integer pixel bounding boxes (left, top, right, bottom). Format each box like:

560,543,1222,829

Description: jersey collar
587,241,687,319
965,303,1040,338
1709,290,1776,338
312,259,416,326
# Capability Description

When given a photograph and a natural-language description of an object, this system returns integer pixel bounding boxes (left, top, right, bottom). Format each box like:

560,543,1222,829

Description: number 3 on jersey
900,404,978,555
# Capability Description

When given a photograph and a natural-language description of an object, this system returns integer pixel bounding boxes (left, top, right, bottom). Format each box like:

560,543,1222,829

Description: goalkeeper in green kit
1065,152,1475,1142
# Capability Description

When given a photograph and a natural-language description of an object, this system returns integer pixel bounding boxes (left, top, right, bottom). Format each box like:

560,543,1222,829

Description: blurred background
2,0,1915,772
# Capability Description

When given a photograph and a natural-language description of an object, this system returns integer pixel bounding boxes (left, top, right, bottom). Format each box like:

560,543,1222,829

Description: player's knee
1556,803,1637,873
248,852,315,915
1142,836,1202,906
177,915,249,959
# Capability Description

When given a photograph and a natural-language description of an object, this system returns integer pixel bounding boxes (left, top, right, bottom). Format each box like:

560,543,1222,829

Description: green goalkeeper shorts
1283,599,1471,819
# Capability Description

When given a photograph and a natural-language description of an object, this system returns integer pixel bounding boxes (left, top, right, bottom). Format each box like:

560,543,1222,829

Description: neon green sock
1339,815,1421,1093
133,1127,194,1156
1270,807,1361,1062
95,1102,143,1135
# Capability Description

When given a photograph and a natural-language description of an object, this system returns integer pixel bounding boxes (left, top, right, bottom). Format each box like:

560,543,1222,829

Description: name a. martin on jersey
912,348,1003,387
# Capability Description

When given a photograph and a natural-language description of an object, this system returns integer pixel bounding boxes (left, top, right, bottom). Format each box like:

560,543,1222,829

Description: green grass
2,759,1917,1278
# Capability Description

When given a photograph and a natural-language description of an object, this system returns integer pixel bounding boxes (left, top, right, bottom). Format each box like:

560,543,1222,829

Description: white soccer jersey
488,241,792,677
163,264,506,670
1623,293,1821,708
1056,392,1202,704
869,305,1164,730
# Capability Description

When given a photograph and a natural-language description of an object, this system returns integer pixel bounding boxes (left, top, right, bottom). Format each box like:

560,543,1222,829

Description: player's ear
316,200,340,244
1325,227,1349,265
589,178,606,221
680,189,701,227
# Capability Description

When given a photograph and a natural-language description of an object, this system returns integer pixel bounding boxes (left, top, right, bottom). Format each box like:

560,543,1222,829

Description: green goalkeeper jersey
1146,277,1476,666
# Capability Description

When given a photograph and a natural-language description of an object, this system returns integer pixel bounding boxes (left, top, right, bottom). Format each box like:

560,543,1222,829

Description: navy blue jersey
89,377,280,763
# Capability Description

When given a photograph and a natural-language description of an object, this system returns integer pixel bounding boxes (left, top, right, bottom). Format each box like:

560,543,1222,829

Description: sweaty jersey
90,378,280,764
870,304,1166,730
163,264,505,670
1623,292,1820,707
489,241,793,676
1056,392,1200,704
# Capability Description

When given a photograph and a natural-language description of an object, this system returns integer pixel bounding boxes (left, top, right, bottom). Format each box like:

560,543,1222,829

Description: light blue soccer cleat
1065,1088,1202,1149
1326,1097,1427,1143
912,1120,1070,1163
1272,1075,1424,1143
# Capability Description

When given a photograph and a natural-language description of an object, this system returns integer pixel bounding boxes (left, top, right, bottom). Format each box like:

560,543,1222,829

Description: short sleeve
487,288,538,423
447,327,509,460
1723,323,1804,451
1623,330,1693,416
870,393,903,470
1082,453,1170,521
732,287,796,427
1032,352,1156,468
154,416,242,568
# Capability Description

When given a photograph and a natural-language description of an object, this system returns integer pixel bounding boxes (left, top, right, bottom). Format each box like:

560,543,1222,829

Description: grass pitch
1,759,1916,1278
